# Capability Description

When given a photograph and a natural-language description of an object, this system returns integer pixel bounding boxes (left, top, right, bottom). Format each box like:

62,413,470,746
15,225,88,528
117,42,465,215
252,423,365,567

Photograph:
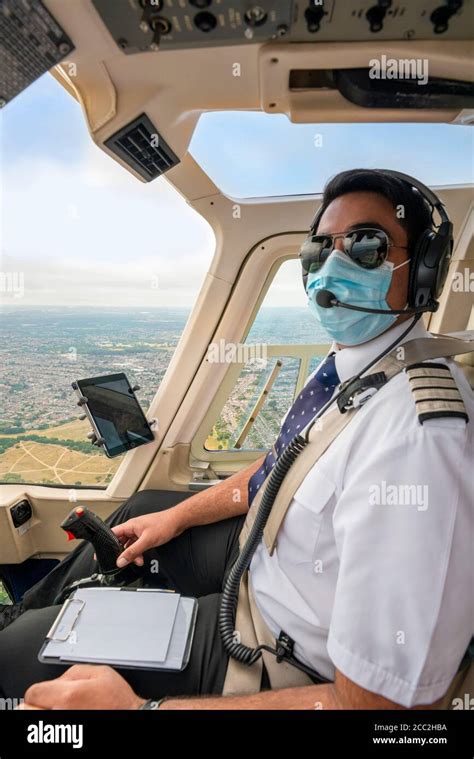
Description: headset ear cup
408,231,430,306
411,230,454,306
409,230,439,307
435,238,453,297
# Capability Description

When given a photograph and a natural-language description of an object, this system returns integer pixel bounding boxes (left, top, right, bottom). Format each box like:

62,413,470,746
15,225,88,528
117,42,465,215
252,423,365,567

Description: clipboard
38,586,198,672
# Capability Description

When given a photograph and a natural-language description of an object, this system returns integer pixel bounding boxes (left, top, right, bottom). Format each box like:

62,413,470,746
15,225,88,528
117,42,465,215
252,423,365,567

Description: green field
0,419,121,486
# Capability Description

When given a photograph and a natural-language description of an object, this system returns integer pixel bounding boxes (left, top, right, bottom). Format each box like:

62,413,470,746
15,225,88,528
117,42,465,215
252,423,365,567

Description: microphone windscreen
316,289,336,308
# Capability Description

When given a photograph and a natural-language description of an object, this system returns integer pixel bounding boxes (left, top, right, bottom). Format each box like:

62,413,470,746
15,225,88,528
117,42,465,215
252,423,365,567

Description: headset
304,169,454,314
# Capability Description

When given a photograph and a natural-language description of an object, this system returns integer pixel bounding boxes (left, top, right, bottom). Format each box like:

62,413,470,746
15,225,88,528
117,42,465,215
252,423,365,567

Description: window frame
190,253,330,467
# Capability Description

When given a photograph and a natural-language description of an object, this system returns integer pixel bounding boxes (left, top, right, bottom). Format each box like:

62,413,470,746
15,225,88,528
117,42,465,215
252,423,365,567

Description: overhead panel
90,0,473,54
91,0,294,53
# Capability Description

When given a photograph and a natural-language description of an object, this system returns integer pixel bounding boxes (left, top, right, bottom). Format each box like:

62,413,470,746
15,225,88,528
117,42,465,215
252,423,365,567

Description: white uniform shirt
249,320,473,707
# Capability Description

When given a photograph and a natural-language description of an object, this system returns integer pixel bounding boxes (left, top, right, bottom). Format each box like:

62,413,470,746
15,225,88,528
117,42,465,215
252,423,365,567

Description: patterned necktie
248,353,340,505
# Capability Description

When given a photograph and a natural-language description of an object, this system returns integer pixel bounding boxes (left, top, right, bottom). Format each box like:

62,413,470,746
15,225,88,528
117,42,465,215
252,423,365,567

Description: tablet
72,373,154,457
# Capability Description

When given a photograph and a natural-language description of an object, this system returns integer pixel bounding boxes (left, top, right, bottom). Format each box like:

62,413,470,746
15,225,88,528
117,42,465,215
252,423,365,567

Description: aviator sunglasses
300,227,408,289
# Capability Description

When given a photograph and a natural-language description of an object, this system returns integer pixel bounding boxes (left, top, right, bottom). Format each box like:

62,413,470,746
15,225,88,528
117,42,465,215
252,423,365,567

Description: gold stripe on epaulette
409,377,457,390
413,388,463,402
406,366,451,380
415,400,467,415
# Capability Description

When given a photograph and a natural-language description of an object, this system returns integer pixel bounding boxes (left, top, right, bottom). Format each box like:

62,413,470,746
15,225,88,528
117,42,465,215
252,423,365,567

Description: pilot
0,169,472,710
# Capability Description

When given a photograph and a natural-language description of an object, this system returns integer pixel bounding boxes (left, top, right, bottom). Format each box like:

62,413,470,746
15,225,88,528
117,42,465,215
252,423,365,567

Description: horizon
0,304,308,309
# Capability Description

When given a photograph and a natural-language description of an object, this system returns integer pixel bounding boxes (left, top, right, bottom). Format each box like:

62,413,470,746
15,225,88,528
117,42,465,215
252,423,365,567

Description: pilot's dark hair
315,168,433,256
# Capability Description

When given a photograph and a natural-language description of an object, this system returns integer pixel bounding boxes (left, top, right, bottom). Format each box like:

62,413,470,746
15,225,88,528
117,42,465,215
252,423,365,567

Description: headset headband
309,169,451,234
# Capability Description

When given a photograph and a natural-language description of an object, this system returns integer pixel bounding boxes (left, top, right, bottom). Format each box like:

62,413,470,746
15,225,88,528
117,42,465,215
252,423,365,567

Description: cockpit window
205,259,331,452
189,112,473,199
0,74,214,487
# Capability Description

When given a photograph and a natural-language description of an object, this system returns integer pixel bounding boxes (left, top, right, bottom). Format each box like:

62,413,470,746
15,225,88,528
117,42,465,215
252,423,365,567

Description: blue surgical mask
306,249,408,345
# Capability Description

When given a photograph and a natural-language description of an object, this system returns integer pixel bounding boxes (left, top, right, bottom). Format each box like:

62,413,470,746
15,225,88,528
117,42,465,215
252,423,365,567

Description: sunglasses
300,227,408,286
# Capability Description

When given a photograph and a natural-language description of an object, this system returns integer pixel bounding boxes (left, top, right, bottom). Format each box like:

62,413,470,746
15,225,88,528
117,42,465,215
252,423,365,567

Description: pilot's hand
24,665,146,710
111,509,183,568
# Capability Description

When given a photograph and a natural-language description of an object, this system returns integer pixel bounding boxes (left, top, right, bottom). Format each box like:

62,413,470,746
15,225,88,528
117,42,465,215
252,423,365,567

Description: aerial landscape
0,306,328,486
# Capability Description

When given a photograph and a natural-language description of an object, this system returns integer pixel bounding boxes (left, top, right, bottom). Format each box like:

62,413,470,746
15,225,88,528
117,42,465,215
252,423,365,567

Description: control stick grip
60,506,123,574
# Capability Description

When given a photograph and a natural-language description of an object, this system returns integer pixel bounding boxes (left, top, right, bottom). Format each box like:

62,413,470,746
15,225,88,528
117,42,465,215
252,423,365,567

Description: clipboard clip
46,597,85,642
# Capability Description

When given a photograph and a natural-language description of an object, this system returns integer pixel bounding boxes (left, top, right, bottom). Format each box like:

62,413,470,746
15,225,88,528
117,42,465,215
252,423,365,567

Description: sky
0,72,472,307
190,111,474,198
0,74,215,308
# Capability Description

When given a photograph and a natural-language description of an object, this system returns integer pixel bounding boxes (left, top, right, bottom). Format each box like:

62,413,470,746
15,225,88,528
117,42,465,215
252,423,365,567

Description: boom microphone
315,290,337,309
315,289,437,315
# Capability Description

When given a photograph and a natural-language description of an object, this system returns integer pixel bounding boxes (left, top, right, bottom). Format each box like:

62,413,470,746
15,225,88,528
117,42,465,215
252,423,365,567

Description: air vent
104,114,180,181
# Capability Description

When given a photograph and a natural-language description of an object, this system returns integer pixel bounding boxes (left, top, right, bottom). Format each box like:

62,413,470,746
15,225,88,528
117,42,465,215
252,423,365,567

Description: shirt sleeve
326,423,472,707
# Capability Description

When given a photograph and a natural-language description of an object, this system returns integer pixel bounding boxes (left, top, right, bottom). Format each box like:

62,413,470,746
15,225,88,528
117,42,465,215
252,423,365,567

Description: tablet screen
76,373,154,457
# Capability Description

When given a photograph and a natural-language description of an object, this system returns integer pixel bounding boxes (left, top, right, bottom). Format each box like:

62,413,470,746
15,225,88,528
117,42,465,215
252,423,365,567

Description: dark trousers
0,491,247,702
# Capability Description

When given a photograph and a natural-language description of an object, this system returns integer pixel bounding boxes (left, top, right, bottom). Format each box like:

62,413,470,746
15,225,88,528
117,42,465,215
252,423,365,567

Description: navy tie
248,353,340,505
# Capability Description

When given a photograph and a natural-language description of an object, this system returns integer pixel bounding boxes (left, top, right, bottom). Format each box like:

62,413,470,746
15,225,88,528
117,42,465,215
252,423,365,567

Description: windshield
0,74,214,487
189,112,474,199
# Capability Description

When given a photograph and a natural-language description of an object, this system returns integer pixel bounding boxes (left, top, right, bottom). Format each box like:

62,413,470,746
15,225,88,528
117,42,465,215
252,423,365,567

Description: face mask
306,249,409,345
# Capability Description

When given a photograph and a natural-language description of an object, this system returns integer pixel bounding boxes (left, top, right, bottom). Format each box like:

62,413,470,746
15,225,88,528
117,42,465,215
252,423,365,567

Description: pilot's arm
22,662,442,710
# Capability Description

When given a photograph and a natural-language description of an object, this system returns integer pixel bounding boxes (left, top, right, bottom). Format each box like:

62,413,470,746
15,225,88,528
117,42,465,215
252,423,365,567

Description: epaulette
406,362,469,425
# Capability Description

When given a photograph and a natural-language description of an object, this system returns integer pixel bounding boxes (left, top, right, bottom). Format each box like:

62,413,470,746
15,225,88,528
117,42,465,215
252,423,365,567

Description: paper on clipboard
42,587,180,665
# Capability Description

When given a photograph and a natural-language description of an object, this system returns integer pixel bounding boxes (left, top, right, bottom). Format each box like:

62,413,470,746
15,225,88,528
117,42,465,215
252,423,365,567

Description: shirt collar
333,318,431,385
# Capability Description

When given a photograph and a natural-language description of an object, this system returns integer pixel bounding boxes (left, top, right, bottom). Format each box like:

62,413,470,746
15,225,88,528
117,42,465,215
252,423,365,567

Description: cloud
0,242,212,307
1,143,215,305
260,258,306,307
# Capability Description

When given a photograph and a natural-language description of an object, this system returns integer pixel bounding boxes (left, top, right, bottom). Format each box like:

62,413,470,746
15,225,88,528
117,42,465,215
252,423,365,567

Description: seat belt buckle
351,386,379,408
276,631,295,663
337,372,387,413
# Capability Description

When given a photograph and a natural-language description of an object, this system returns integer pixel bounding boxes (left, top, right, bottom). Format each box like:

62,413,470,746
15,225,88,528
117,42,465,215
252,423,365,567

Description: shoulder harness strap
259,334,473,555
406,361,469,425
